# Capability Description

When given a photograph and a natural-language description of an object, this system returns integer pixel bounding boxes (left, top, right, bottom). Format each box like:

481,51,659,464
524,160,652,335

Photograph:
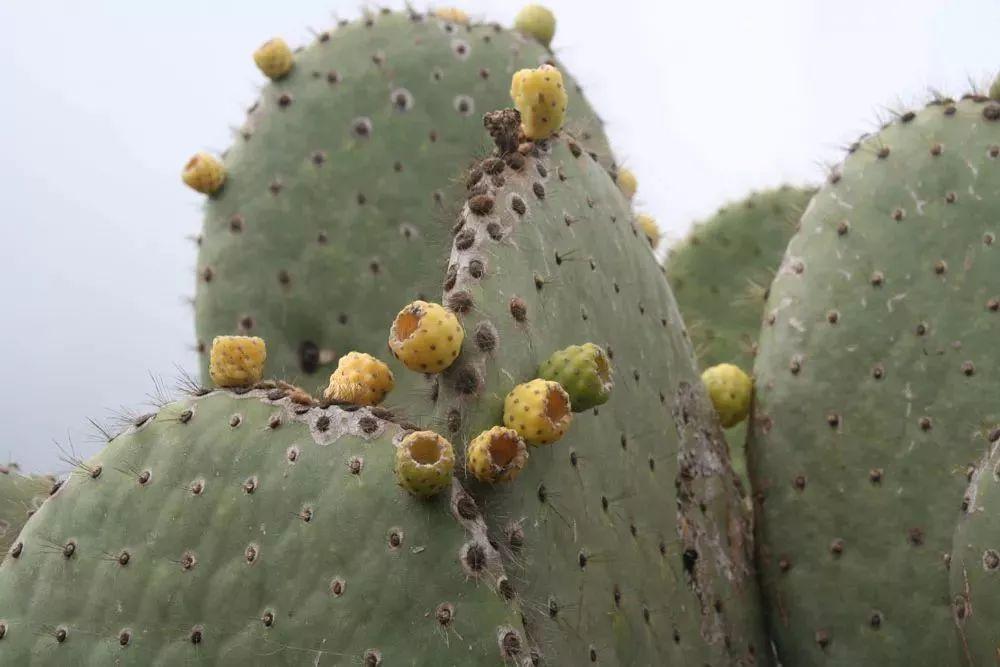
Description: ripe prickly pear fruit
208,335,266,387
538,343,613,412
252,38,293,80
510,65,568,140
514,4,556,47
616,167,638,199
388,301,464,374
181,152,225,194
502,379,572,445
433,7,470,24
636,213,660,250
323,352,394,406
394,431,455,498
701,363,752,428
465,427,528,484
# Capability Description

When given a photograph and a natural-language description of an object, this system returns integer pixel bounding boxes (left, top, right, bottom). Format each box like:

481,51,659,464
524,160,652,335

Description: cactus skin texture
748,96,1000,665
537,342,613,412
0,467,52,562
666,186,814,474
951,437,1000,663
194,10,613,393
0,389,529,664
432,121,767,664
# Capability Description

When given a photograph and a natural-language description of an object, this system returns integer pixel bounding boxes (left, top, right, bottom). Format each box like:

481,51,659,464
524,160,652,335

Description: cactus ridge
749,94,1000,665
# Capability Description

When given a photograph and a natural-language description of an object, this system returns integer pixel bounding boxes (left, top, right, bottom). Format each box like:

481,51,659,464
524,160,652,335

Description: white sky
2,1,997,472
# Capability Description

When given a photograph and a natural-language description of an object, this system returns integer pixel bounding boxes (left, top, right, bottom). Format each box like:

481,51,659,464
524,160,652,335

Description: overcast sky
2,1,997,473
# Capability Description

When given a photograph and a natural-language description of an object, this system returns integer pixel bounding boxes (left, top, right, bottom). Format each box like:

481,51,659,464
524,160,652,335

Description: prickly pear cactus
431,116,768,664
749,94,1000,665
667,187,814,370
0,387,530,664
666,187,813,474
194,9,612,392
951,436,1000,664
0,467,51,561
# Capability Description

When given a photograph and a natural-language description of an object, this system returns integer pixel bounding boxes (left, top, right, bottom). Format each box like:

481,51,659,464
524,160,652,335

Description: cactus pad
0,389,528,664
431,122,767,664
0,468,51,562
749,96,1000,665
194,10,612,391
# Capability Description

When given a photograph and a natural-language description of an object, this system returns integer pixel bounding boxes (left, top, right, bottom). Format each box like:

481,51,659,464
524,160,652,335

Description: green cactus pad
0,467,51,562
194,10,613,397
430,121,768,664
538,342,613,412
749,95,1000,665
0,388,529,664
951,437,1000,663
666,187,814,473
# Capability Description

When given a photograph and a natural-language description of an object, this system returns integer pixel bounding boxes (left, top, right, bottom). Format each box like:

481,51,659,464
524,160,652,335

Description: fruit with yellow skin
502,379,572,446
323,352,394,406
388,301,465,373
466,427,529,483
636,213,660,250
181,152,226,195
394,431,455,498
510,65,568,140
208,335,266,387
701,363,752,428
253,38,294,80
514,5,556,47
433,8,469,24
616,168,638,199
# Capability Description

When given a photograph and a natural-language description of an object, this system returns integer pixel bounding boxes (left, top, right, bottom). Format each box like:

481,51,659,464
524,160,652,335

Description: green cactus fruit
951,436,1000,663
194,10,613,397
666,186,814,475
538,342,613,411
0,386,530,664
0,466,52,561
748,94,1000,665
430,115,768,664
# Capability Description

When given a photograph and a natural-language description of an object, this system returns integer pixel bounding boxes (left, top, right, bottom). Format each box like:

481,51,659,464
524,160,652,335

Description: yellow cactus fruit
503,379,572,446
323,352,394,406
181,152,226,195
434,8,470,24
253,38,294,80
209,336,266,388
466,427,529,484
636,213,661,250
616,168,638,199
701,363,753,428
514,5,556,47
510,65,568,140
388,301,465,373
395,431,455,498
